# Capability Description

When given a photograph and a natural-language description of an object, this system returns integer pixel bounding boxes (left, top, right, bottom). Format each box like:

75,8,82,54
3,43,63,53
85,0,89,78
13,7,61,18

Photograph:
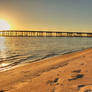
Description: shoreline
0,47,91,72
0,48,92,92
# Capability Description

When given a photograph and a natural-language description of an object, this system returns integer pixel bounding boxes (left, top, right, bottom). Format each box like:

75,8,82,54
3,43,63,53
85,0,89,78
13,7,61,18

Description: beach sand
0,48,92,92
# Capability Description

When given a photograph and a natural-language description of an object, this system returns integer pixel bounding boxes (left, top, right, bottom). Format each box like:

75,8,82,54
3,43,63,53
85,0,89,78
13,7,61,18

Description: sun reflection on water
1,63,9,67
0,37,6,58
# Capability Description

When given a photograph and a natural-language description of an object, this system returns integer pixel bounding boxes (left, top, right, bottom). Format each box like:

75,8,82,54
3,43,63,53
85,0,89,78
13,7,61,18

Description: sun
0,20,11,30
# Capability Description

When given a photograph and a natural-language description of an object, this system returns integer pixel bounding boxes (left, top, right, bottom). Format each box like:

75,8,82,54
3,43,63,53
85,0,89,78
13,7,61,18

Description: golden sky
0,0,92,32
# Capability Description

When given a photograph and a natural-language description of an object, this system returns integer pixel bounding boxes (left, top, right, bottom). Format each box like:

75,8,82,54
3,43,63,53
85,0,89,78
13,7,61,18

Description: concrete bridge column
61,33,67,37
47,32,53,37
67,32,73,37
43,32,46,36
87,33,92,37
77,33,82,37
58,32,63,37
51,32,56,36
0,32,1,36
38,32,43,37
56,32,62,37
31,32,35,36
82,33,87,37
56,32,59,37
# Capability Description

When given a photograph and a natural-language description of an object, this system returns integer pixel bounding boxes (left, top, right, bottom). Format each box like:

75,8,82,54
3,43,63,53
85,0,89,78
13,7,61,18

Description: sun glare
0,20,11,30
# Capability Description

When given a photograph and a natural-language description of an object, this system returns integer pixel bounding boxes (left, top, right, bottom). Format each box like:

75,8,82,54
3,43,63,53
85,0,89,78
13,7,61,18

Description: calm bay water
0,37,92,71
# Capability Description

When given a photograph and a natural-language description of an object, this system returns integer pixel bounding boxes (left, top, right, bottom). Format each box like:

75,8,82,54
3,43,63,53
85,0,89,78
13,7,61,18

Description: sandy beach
0,48,92,92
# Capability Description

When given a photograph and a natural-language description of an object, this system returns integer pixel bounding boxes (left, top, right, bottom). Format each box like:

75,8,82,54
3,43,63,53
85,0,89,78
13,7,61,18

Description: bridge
0,30,92,37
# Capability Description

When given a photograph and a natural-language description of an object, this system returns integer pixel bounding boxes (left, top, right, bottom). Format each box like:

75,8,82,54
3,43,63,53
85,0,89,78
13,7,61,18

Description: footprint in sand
78,85,92,92
68,69,84,81
72,69,81,73
0,90,9,92
47,78,59,85
0,90,8,92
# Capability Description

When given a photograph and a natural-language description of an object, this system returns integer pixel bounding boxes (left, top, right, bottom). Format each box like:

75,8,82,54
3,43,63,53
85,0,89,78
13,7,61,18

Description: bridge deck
0,31,92,37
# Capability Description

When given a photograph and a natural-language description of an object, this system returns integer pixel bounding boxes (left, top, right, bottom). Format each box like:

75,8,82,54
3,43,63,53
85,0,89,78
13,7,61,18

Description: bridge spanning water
0,30,92,37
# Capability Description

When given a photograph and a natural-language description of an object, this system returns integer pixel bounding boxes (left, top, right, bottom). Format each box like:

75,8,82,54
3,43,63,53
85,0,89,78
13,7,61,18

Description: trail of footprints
47,69,91,92
1,69,92,92
69,69,92,92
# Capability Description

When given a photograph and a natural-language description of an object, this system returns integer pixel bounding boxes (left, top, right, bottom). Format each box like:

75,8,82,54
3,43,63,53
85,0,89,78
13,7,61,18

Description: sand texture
0,48,92,92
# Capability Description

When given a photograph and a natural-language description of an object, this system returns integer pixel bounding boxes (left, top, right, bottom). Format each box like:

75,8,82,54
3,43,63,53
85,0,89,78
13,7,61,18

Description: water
0,37,92,71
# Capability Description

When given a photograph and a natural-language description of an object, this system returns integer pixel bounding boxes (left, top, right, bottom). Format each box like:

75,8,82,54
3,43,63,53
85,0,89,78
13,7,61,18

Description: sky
0,0,92,32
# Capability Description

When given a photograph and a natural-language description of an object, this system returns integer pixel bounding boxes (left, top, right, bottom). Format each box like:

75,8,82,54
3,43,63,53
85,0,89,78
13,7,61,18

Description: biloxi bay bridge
0,30,92,37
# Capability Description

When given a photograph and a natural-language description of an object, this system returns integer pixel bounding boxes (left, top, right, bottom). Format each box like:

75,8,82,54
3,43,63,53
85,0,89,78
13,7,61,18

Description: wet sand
0,48,92,92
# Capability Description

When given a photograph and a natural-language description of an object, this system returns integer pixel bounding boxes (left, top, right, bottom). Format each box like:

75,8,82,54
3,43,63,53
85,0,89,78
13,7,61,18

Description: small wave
0,55,37,69
41,53,58,60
